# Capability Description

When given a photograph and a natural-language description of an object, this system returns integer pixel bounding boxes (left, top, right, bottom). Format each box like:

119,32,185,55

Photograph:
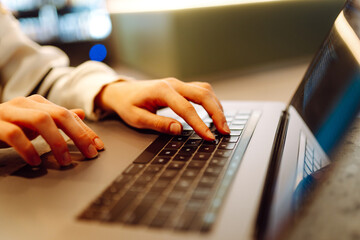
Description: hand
0,95,104,166
96,78,230,141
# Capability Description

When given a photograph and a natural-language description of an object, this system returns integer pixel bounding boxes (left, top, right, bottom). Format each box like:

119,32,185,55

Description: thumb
128,108,183,135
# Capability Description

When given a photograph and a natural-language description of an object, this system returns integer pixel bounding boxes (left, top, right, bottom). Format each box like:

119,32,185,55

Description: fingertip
87,144,99,159
94,137,105,150
62,152,72,166
204,128,215,141
222,121,231,134
169,122,182,135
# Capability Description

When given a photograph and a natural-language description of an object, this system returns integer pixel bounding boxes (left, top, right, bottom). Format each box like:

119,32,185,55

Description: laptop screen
290,0,360,154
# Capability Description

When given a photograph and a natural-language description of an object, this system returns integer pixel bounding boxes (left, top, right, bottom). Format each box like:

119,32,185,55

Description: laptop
0,1,359,239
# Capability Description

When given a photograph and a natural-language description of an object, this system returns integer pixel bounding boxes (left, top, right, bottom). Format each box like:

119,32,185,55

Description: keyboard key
193,153,211,161
174,154,191,162
134,174,154,185
114,174,133,186
230,130,242,136
160,169,179,179
198,176,217,188
166,141,184,149
144,165,163,174
186,199,205,211
179,146,197,155
152,156,171,165
151,180,169,193
230,124,245,130
167,161,185,170
204,166,223,177
214,150,232,158
218,142,236,150
232,120,247,125
209,158,228,167
187,161,206,169
174,178,193,190
123,164,146,175
173,136,189,142
128,184,147,193
234,113,250,119
181,130,193,136
133,134,172,164
167,189,186,202
222,136,239,143
182,169,200,179
161,201,178,212
198,145,216,153
159,149,177,157
185,139,202,147
192,187,212,200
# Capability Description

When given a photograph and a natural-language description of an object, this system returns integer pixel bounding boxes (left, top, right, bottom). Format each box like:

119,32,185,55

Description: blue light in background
89,44,107,62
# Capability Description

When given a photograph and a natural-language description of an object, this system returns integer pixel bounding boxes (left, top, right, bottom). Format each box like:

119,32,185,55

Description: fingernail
223,122,231,134
94,137,104,150
206,129,215,140
62,152,72,166
88,144,98,158
170,123,182,135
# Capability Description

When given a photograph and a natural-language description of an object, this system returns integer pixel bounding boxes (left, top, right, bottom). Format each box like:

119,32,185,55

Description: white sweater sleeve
0,8,129,120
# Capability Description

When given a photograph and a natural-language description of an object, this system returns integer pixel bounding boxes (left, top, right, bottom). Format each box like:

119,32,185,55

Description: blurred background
0,0,346,80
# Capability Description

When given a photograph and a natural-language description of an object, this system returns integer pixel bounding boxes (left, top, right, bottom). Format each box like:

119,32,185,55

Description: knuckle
57,107,72,120
164,77,180,84
33,112,52,125
201,82,212,90
153,119,166,132
4,126,22,143
183,103,196,113
28,94,45,101
199,88,213,99
75,130,90,142
158,80,171,89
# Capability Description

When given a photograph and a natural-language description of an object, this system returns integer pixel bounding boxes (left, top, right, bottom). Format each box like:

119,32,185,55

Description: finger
71,109,85,120
2,107,72,166
157,86,216,141
189,82,224,112
0,121,41,166
70,111,104,150
126,107,183,135
26,97,103,152
172,82,230,135
30,104,101,156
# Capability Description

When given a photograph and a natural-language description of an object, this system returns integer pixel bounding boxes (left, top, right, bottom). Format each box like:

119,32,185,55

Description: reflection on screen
290,1,360,155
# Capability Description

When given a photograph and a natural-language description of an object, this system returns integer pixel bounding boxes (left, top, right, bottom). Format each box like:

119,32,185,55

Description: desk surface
114,60,359,240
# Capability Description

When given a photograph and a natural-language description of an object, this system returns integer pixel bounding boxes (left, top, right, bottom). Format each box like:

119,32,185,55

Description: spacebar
133,135,172,164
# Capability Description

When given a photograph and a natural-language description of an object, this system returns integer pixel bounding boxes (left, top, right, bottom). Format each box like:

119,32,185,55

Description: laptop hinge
254,110,290,240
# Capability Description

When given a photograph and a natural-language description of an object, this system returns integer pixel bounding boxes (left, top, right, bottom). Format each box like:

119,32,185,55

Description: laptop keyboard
79,110,261,232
